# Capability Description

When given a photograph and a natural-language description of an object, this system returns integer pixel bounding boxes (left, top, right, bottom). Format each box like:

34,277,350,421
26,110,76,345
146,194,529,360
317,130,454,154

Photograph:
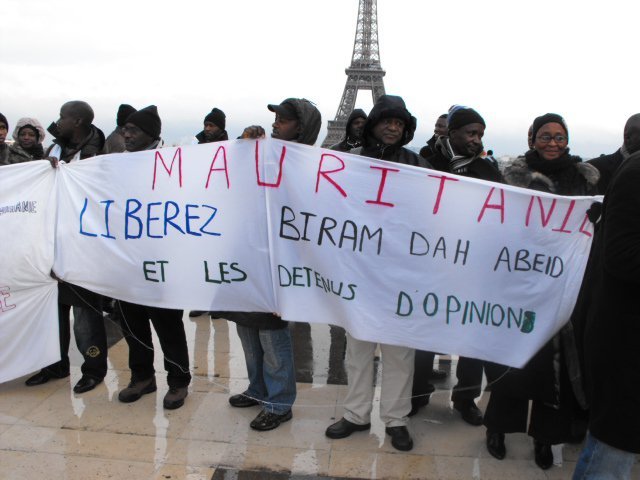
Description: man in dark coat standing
411,107,501,426
227,98,321,432
572,151,640,479
330,108,367,152
116,105,192,410
103,104,135,154
325,95,429,452
587,113,640,194
26,101,109,394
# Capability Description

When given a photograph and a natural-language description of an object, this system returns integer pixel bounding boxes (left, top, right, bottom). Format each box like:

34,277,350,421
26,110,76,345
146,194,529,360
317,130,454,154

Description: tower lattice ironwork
321,0,386,148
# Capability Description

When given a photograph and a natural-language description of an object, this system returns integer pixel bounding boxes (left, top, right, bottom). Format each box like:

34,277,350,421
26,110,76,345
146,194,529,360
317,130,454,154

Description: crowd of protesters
1,98,638,479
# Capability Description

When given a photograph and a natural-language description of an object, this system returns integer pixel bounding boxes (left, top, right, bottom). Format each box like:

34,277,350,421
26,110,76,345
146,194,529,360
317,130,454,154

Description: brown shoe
163,387,188,409
118,377,157,403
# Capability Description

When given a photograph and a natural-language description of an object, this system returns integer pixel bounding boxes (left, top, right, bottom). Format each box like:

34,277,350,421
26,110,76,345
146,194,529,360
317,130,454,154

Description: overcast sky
1,0,638,158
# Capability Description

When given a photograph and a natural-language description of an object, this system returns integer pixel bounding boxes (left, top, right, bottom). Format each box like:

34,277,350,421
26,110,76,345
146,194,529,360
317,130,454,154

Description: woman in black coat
483,114,599,470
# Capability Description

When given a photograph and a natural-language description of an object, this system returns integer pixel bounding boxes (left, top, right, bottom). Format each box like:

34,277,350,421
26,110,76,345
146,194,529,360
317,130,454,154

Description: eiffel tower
321,0,386,148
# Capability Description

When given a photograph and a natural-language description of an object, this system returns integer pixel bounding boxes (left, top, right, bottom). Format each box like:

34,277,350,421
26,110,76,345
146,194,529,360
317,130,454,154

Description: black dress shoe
486,431,506,460
325,418,371,439
188,310,206,317
73,376,103,394
229,393,260,408
408,394,431,417
534,440,553,470
385,426,414,451
25,369,69,386
453,400,484,426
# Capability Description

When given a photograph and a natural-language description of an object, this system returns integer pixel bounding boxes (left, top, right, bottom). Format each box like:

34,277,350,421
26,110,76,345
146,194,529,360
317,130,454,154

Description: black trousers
44,303,108,379
412,349,436,397
451,357,484,402
118,301,191,388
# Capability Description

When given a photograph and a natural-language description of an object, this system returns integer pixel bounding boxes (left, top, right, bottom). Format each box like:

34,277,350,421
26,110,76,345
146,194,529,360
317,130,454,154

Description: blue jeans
236,324,296,415
573,432,636,480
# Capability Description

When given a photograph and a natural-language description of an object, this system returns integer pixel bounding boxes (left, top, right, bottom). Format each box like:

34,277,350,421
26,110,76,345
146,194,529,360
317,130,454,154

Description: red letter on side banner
315,153,347,197
205,146,230,189
365,165,399,207
152,148,183,190
255,141,285,188
429,174,459,214
477,187,505,223
525,196,557,227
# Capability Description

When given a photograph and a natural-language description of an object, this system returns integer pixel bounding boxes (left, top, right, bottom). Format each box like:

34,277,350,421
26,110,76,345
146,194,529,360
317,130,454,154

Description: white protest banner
51,139,597,368
264,141,596,367
0,161,59,383
54,141,276,313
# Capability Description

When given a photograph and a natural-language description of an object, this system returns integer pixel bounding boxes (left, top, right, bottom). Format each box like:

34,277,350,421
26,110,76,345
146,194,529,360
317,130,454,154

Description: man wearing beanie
330,108,367,152
223,98,321,432
117,105,191,410
103,104,135,154
196,107,228,144
325,95,430,453
26,101,109,395
0,113,9,165
411,106,501,427
189,107,228,318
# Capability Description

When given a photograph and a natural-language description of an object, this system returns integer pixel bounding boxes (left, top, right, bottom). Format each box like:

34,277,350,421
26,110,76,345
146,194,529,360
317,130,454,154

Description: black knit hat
0,112,7,129
531,113,568,143
126,105,161,139
448,107,485,131
116,104,136,127
204,108,226,130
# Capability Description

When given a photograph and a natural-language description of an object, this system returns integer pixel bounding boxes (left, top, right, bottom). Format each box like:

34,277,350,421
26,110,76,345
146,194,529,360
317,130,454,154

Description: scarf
524,149,579,175
434,136,480,174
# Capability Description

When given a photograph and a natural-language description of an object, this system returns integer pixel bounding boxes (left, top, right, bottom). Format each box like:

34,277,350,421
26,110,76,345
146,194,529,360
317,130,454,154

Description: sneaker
118,377,157,403
385,426,414,451
229,393,260,408
249,410,292,431
163,387,188,409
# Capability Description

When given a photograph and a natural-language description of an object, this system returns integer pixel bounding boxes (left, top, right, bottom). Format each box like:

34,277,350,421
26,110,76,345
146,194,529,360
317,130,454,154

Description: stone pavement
0,315,637,479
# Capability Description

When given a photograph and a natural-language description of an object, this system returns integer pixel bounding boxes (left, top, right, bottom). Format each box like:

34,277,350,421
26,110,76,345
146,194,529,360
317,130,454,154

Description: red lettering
578,213,593,237
552,200,575,234
525,196,557,227
365,165,399,207
255,141,285,188
205,146,230,189
0,286,16,313
315,153,347,197
429,174,459,214
477,187,505,223
152,148,183,190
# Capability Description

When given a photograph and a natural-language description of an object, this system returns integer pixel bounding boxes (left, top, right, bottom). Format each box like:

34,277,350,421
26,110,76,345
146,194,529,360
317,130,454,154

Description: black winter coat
574,153,640,453
587,149,624,195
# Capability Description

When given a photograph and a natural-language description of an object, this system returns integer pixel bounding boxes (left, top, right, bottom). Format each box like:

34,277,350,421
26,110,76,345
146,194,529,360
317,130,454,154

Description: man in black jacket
26,101,109,394
419,113,448,161
195,107,229,144
412,107,501,426
572,150,640,479
587,113,640,194
330,108,367,152
325,95,428,452
227,98,321,431
116,105,192,410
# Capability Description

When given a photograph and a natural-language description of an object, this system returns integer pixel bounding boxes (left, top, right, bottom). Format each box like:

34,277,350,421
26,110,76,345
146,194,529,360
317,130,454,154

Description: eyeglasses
536,134,567,144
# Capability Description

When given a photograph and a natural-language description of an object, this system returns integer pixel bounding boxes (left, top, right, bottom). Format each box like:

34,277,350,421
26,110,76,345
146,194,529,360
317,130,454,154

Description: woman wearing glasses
483,113,599,470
